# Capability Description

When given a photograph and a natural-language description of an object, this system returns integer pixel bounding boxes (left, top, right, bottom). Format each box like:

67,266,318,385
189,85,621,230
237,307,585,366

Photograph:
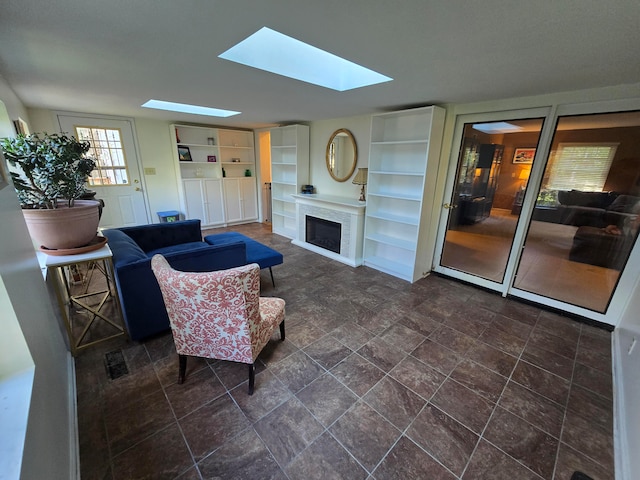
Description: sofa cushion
204,232,283,269
557,190,617,209
147,241,211,257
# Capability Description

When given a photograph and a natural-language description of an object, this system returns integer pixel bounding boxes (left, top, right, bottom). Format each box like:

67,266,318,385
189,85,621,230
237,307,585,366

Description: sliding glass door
513,110,640,313
435,106,640,318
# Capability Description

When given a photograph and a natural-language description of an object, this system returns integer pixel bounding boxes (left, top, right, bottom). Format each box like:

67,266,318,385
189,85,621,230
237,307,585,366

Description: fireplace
292,194,366,267
306,216,341,254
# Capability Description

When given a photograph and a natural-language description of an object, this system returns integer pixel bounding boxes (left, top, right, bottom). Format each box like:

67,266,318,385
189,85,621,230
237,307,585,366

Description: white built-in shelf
270,125,309,239
170,124,258,227
366,211,420,225
363,106,446,283
365,232,417,251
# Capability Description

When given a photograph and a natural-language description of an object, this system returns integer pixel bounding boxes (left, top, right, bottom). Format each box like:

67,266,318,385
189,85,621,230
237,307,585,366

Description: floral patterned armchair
151,255,285,394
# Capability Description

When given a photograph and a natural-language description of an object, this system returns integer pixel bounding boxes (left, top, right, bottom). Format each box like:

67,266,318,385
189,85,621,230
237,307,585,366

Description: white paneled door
57,113,149,228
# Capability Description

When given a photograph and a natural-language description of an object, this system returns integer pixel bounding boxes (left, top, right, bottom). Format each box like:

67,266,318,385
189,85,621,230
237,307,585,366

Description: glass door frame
433,99,640,326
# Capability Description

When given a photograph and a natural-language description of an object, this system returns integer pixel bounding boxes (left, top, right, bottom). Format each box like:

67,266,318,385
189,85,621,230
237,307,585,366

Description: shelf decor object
363,105,446,283
178,146,192,161
352,167,368,202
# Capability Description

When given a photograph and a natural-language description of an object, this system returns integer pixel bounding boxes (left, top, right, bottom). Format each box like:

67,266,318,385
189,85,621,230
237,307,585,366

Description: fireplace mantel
292,194,366,266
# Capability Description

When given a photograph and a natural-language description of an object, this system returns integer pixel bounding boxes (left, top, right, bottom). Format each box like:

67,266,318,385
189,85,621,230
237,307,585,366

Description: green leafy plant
0,132,96,209
536,189,559,207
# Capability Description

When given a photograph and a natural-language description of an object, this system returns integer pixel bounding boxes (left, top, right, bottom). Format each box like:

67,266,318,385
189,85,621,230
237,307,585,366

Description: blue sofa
104,220,247,341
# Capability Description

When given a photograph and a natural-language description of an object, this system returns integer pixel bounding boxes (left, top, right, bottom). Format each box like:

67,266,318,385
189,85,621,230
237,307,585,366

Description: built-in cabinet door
203,179,225,225
183,179,225,226
223,178,258,223
183,179,206,222
239,177,258,220
223,178,242,223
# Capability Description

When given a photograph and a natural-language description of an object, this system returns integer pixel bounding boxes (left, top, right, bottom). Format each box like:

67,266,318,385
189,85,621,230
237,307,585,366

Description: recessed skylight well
142,100,240,117
219,27,392,91
473,122,523,134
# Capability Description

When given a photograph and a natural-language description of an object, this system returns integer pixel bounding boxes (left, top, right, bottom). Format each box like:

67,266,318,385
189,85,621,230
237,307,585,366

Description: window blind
547,143,618,191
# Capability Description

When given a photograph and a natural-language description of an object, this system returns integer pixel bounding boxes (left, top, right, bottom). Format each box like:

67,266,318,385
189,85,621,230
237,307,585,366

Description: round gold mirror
326,129,357,182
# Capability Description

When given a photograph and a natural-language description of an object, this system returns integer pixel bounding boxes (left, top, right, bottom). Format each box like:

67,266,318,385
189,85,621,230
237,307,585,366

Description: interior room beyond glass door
439,118,544,283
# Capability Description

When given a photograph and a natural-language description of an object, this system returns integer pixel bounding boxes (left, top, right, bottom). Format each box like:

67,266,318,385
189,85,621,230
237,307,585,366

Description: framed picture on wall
177,146,192,162
13,117,29,136
513,147,535,164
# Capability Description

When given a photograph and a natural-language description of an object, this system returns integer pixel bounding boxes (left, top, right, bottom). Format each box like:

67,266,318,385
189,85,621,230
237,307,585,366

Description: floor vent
571,472,594,480
104,350,129,380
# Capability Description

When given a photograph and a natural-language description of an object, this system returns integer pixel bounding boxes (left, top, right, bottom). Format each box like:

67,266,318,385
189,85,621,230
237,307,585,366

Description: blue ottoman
204,232,284,286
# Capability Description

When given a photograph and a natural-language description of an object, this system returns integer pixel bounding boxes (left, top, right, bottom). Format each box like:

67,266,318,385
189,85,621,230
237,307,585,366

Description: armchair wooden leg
279,319,285,341
269,267,275,287
178,355,187,384
248,363,255,395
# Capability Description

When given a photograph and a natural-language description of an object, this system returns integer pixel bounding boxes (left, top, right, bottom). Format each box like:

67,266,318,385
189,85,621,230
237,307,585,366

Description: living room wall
0,89,77,478
308,114,371,199
28,110,378,220
492,131,541,210
27,109,183,224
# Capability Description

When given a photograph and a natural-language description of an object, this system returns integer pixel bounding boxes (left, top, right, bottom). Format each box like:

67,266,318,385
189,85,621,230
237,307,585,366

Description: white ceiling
1,0,638,129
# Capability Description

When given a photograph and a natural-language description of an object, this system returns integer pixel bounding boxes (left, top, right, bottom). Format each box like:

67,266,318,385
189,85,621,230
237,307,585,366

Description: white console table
292,194,366,267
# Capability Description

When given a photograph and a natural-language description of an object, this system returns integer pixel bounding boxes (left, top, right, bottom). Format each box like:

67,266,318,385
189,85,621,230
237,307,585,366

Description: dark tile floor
76,223,615,480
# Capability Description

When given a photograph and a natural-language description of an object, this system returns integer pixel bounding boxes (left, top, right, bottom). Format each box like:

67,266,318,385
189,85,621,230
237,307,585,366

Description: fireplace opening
306,216,341,254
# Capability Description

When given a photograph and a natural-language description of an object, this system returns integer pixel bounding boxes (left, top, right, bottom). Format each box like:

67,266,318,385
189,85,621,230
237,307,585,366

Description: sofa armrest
103,229,147,268
603,211,636,229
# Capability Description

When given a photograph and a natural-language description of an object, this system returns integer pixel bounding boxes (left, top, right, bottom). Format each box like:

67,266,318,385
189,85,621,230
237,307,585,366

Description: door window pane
440,118,545,282
514,111,640,312
75,127,129,186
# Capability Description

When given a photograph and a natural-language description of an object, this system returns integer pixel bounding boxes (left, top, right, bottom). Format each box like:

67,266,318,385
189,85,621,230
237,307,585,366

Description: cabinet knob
135,187,142,192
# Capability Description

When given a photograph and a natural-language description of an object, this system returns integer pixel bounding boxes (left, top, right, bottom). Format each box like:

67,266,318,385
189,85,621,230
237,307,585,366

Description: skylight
472,122,523,134
218,27,392,91
141,100,240,117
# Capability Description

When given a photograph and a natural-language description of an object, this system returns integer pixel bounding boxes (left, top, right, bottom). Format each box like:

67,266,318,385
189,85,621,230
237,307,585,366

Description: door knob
443,203,457,209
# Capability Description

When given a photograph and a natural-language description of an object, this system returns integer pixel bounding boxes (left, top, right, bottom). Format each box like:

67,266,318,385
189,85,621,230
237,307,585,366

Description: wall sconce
352,168,368,202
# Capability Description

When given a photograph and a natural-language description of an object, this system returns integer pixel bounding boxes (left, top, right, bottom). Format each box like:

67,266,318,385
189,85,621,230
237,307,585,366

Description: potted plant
0,132,101,251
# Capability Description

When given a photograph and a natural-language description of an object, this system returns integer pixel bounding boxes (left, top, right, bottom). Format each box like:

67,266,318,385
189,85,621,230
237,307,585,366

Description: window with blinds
546,142,618,191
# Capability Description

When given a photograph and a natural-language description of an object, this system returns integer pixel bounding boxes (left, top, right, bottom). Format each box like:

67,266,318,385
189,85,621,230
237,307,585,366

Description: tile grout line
459,312,547,480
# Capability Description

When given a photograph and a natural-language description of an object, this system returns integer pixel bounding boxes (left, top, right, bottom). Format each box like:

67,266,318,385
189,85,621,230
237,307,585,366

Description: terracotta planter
22,200,101,250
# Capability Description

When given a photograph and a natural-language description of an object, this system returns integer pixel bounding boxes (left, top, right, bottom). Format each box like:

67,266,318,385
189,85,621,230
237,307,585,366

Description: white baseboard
67,352,80,480
613,327,640,480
